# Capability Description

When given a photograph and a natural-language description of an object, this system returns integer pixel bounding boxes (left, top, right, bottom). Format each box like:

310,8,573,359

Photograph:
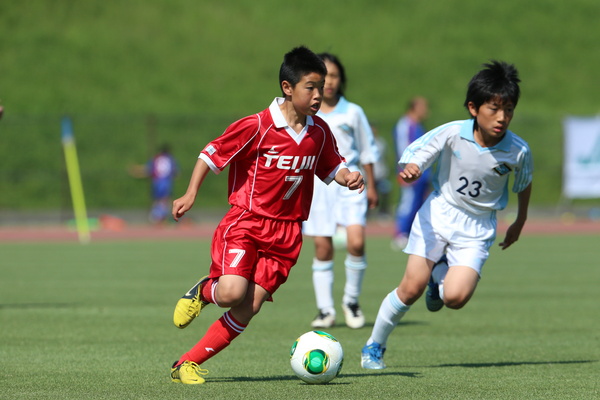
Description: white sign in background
563,116,600,199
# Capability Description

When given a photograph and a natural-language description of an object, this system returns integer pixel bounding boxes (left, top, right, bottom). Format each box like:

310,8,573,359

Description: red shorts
209,206,303,296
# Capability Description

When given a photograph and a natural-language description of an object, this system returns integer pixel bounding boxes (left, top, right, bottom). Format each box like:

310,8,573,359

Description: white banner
563,116,600,198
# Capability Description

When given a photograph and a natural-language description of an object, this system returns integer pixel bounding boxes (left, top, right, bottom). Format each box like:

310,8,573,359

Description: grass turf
1,234,598,399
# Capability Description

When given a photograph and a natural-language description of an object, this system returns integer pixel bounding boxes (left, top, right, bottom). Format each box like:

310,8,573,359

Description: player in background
129,144,179,224
391,97,430,250
371,125,392,218
303,53,379,330
169,46,364,384
147,144,178,223
361,61,533,369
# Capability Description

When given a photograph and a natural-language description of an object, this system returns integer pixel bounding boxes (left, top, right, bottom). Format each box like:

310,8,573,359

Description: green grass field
1,234,598,399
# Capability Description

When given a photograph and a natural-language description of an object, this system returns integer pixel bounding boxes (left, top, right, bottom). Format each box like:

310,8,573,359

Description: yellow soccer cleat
171,360,209,384
173,276,210,329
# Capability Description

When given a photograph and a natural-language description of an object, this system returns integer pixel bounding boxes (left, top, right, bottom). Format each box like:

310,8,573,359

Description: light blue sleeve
354,105,380,166
398,121,456,172
512,141,533,193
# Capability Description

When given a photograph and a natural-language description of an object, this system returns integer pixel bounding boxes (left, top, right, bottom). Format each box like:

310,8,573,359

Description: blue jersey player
361,61,533,369
147,144,178,223
391,97,430,249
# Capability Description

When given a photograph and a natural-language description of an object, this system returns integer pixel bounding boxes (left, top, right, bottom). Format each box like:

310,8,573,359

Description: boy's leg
440,266,479,309
397,254,434,304
175,281,270,370
361,288,408,369
304,181,338,327
441,238,489,310
311,258,336,328
176,310,247,367
426,258,448,312
342,224,366,329
174,206,254,329
311,236,336,328
173,274,250,329
338,188,368,328
210,275,252,307
362,255,432,369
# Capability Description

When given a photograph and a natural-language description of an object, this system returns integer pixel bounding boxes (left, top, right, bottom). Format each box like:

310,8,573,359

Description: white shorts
303,178,368,237
404,192,497,276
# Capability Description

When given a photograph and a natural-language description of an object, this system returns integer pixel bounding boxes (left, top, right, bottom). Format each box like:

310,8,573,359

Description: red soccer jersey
200,98,346,221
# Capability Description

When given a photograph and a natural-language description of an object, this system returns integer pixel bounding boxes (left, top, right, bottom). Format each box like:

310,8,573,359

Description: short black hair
318,52,347,96
279,46,327,95
464,60,521,111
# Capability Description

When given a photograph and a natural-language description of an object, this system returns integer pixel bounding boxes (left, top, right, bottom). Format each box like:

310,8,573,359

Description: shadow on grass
422,359,598,368
211,370,420,383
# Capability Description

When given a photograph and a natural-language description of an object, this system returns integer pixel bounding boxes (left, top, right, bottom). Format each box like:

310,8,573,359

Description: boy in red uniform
170,46,364,384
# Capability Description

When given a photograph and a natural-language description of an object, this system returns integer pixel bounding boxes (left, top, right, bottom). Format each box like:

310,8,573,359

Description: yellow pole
61,117,90,244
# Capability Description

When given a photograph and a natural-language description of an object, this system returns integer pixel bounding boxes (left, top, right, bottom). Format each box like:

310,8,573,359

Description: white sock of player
312,258,335,315
432,259,449,301
343,254,366,305
367,289,410,347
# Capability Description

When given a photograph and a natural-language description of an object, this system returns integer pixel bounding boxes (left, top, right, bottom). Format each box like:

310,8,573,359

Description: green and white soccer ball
290,330,344,384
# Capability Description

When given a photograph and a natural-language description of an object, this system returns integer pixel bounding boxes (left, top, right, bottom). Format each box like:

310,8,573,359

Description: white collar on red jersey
269,97,315,129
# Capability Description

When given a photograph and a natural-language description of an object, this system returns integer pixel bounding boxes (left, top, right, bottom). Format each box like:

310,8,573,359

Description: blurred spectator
130,144,179,224
391,97,431,249
371,125,392,218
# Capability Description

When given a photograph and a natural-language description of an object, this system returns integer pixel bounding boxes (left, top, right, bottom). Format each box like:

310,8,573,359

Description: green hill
1,0,599,211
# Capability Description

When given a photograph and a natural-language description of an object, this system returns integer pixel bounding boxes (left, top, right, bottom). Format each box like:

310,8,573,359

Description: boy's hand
499,221,524,250
398,163,422,184
345,171,365,193
367,185,378,209
172,194,195,221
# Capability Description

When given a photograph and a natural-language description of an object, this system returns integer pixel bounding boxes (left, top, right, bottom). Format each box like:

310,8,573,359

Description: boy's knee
444,299,467,310
345,237,365,256
217,292,245,307
215,285,246,307
443,293,471,310
398,284,426,305
215,275,249,306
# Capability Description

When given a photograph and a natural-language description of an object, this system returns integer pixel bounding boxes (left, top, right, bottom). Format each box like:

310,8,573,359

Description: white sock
211,280,220,307
368,289,410,347
343,254,366,305
312,259,335,315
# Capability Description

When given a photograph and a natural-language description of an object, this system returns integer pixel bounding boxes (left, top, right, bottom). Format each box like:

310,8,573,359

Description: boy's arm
499,182,532,250
362,163,378,208
172,158,211,221
334,167,365,193
398,122,449,175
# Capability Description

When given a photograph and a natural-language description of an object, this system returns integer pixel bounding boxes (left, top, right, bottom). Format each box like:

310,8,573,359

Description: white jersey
399,119,533,215
317,96,379,171
304,97,378,235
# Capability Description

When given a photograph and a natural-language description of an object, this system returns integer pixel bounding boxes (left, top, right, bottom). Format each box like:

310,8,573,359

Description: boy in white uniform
303,53,379,329
361,60,533,369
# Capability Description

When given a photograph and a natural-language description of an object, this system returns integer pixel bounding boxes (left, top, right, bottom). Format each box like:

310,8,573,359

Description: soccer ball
290,330,344,384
